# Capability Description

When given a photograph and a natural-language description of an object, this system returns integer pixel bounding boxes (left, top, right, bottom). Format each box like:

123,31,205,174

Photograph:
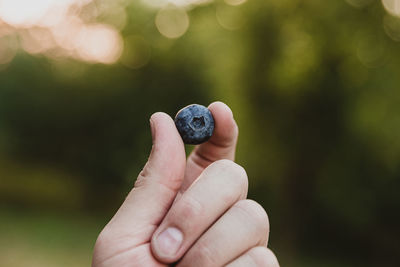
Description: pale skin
92,102,280,267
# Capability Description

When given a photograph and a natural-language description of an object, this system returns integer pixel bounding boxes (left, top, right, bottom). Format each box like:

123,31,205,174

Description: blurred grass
0,157,85,209
0,207,106,267
0,206,366,267
0,206,354,267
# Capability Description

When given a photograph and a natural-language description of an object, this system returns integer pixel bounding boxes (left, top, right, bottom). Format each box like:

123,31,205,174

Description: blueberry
174,104,215,145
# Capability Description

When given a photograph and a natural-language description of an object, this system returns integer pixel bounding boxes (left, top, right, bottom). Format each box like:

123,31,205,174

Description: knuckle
93,228,113,255
211,159,234,168
176,195,204,220
190,241,217,267
235,199,270,233
206,159,248,200
134,174,147,188
212,159,248,179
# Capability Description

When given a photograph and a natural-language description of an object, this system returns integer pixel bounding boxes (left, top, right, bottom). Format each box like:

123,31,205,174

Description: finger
150,160,248,263
181,101,239,193
226,247,280,267
177,199,270,267
102,112,186,240
93,243,166,267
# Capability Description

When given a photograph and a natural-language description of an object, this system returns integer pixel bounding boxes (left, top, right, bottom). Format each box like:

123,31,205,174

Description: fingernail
155,227,183,257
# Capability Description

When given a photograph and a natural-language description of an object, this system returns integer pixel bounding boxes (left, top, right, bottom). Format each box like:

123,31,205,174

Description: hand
92,102,279,267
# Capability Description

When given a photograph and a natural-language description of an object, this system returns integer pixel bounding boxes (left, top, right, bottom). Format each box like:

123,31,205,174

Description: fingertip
207,101,239,147
208,101,234,119
264,248,280,267
150,112,180,143
150,112,173,128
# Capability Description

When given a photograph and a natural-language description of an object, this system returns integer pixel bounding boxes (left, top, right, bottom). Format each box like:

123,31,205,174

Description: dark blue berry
174,104,215,145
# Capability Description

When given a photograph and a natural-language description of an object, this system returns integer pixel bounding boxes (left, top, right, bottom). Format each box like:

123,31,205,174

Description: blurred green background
1,0,400,266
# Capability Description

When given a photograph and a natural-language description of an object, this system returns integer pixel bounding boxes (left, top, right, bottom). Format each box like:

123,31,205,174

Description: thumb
106,112,186,235
138,112,186,192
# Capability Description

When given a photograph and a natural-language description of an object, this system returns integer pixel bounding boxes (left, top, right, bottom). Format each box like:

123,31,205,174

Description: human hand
92,102,279,266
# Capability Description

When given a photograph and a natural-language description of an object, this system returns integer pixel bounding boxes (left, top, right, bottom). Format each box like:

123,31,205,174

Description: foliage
1,0,400,265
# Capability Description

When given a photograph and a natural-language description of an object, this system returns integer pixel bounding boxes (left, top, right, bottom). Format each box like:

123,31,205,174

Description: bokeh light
224,0,247,6
155,7,190,38
0,0,60,27
355,31,387,68
0,0,93,28
0,0,217,66
143,0,212,8
0,35,16,66
216,4,245,31
121,35,151,69
383,14,400,41
382,0,400,17
0,0,125,64
75,24,123,64
20,27,56,55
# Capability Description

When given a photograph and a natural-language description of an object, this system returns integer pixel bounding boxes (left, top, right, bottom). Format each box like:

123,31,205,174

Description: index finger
179,101,239,193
